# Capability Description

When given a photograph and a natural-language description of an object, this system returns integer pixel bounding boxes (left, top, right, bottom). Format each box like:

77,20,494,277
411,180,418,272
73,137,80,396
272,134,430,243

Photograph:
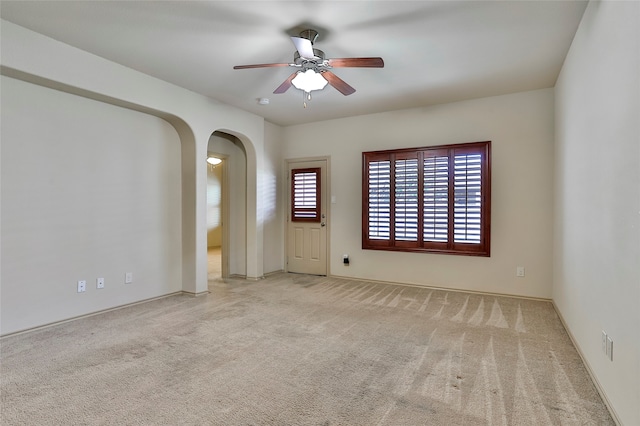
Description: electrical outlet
97,277,105,289
606,336,613,361
77,280,86,293
125,272,133,284
601,331,607,354
516,266,525,277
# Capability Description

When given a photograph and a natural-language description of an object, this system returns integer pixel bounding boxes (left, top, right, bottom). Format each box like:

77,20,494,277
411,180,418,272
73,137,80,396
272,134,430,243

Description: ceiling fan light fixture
291,69,328,93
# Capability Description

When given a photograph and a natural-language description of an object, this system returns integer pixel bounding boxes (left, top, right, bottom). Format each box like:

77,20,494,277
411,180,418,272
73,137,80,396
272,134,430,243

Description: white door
287,159,328,275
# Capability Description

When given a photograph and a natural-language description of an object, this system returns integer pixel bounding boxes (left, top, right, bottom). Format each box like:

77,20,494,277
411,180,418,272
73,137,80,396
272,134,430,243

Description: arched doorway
207,131,247,281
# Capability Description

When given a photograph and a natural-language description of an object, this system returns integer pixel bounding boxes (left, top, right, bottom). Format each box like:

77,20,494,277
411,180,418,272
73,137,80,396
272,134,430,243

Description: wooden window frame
291,167,321,222
362,141,491,256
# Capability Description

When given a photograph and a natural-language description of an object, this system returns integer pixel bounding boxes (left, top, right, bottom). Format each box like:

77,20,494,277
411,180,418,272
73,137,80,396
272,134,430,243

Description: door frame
285,156,331,275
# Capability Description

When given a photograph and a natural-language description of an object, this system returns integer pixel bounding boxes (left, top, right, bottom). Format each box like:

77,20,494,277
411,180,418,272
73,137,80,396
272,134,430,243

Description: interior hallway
207,246,222,282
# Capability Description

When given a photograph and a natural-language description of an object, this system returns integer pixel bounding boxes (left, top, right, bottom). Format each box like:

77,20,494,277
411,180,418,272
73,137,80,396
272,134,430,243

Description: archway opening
207,131,247,281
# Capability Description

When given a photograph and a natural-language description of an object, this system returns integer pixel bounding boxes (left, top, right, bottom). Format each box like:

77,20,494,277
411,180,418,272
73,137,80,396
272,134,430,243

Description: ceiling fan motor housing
294,49,326,66
299,29,319,44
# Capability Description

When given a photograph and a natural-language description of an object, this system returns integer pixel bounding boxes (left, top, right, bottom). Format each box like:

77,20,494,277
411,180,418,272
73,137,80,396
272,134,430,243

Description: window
362,141,491,256
291,167,321,222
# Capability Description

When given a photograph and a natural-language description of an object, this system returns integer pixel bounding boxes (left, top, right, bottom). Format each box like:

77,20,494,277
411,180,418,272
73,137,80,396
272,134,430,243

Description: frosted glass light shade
291,70,328,93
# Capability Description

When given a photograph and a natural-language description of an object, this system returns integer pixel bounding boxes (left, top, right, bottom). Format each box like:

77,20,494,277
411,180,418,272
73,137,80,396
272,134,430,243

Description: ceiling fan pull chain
303,91,313,108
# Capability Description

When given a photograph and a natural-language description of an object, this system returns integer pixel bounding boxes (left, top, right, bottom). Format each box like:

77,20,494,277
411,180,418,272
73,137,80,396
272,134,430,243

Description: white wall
1,20,268,298
283,89,555,299
1,76,182,334
554,1,640,424
1,20,276,334
206,164,223,248
263,121,285,274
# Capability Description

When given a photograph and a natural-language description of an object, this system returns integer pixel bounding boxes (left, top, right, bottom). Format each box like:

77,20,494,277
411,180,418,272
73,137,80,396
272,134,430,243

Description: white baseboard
551,301,622,426
328,273,551,302
0,291,184,339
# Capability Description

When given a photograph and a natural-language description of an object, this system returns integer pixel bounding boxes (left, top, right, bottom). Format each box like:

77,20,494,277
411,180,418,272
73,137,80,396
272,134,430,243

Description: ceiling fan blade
322,71,356,96
291,36,315,59
327,57,384,68
233,63,291,69
273,72,299,94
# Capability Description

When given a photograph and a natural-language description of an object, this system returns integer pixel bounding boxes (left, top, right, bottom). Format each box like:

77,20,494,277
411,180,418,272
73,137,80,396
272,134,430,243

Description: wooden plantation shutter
367,157,391,242
451,144,489,254
423,150,450,250
364,154,391,247
454,150,482,244
393,153,420,248
363,141,490,256
291,168,320,222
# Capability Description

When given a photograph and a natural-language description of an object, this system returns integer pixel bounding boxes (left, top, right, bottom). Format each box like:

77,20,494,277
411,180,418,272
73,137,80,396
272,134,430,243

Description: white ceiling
1,1,587,126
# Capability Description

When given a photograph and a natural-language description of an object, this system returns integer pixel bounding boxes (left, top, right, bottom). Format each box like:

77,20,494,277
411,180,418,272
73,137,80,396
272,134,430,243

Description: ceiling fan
233,29,384,98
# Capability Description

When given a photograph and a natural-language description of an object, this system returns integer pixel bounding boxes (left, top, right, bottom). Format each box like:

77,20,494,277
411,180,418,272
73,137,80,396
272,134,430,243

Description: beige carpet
1,274,613,425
